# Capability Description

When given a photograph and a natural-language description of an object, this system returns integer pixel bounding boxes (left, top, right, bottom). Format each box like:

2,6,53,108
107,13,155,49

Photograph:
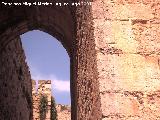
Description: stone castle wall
0,37,32,120
74,2,102,119
56,104,71,120
92,0,160,119
1,0,160,119
32,80,51,120
32,80,71,120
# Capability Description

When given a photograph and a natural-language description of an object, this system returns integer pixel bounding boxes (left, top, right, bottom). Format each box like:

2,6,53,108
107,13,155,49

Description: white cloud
29,64,70,92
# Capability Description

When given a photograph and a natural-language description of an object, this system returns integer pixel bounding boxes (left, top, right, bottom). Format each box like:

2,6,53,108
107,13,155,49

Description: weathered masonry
32,80,51,120
1,0,160,120
32,80,71,120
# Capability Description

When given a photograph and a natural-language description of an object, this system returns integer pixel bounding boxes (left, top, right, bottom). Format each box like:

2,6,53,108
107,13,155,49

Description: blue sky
20,30,70,105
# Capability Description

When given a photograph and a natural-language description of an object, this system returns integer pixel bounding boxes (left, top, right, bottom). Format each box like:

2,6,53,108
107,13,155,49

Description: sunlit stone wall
56,104,71,120
92,0,160,119
32,80,51,120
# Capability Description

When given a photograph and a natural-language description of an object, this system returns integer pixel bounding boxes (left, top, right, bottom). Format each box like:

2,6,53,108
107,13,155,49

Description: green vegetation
39,94,48,120
51,96,57,120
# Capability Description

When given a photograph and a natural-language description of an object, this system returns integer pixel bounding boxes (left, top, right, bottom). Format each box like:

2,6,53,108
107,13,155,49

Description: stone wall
56,104,71,120
32,80,71,120
0,37,32,120
92,0,160,119
32,80,51,120
0,1,102,119
1,0,160,120
73,1,102,119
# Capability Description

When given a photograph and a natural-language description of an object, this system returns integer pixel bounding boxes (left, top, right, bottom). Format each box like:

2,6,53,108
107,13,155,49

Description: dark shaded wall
0,1,102,120
71,2,102,119
0,37,32,120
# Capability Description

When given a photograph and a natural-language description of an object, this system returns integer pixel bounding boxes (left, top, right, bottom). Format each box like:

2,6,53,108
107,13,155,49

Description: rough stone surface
92,0,160,119
1,0,160,120
73,2,102,119
0,37,32,120
32,80,51,120
32,80,71,120
56,104,71,120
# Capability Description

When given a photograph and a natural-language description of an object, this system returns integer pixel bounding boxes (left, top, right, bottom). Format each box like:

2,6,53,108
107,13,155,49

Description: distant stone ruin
56,104,71,120
32,80,51,120
32,80,71,120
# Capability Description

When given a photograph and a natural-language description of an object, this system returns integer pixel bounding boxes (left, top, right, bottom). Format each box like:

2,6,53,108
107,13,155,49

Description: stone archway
0,1,102,120
2,0,160,120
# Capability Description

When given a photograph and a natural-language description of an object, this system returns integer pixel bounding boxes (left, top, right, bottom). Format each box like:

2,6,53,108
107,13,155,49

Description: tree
51,96,57,120
39,94,48,120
